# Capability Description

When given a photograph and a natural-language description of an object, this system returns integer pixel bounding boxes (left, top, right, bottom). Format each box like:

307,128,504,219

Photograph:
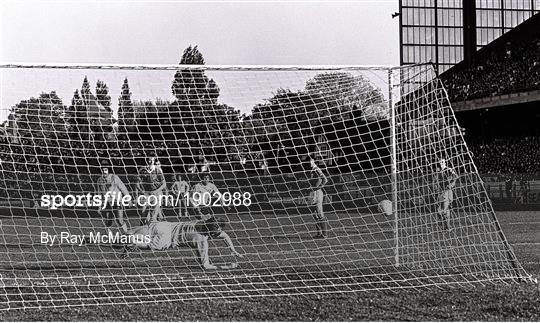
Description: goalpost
0,63,530,310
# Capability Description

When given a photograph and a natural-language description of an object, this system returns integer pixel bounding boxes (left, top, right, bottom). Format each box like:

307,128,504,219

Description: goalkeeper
435,158,458,231
124,216,243,270
308,157,329,238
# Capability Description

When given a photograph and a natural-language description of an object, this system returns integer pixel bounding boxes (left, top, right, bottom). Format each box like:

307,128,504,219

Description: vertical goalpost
388,69,399,267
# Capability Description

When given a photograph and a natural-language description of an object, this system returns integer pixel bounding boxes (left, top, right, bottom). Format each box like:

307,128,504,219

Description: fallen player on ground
123,216,243,270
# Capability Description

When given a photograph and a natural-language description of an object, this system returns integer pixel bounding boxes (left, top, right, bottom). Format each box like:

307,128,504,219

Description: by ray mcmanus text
40,231,151,247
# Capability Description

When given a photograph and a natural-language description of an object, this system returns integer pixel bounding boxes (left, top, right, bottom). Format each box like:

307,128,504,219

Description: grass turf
0,210,538,321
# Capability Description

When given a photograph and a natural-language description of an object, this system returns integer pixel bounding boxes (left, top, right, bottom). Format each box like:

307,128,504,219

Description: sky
0,0,399,118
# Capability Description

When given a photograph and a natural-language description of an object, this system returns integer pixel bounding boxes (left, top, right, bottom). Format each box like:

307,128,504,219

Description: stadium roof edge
0,62,436,72
0,63,409,71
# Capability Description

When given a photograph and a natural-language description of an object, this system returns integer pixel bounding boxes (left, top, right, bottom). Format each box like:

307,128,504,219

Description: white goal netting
0,63,529,310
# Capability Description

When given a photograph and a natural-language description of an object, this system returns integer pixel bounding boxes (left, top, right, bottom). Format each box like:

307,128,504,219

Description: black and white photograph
0,0,539,321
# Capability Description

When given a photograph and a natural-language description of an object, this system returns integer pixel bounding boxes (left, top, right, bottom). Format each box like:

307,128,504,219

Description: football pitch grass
0,210,538,321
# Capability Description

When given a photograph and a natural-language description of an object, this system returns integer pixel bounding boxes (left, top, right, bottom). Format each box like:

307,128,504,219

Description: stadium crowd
468,136,540,174
443,38,540,102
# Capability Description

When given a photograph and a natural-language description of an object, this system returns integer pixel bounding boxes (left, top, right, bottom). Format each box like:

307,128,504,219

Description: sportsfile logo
41,192,134,210
40,191,252,210
40,231,151,246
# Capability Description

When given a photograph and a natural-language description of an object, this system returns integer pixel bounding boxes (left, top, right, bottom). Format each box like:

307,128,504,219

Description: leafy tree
96,80,111,112
68,90,88,140
10,92,67,139
305,72,387,121
179,45,205,65
118,78,134,132
6,92,69,172
81,76,92,104
67,77,114,146
171,45,219,104
167,45,244,168
71,89,83,107
246,89,336,171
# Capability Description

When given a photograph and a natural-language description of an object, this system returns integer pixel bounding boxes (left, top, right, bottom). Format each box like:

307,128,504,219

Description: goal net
0,63,529,310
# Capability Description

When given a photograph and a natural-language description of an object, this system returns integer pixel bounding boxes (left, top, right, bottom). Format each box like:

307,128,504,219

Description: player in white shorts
436,158,458,231
125,216,242,269
134,176,147,225
171,174,190,217
138,156,167,223
96,161,131,234
309,157,329,238
191,174,220,221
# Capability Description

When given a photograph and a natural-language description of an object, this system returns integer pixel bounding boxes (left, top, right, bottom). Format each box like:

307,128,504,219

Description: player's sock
436,210,446,230
321,221,328,238
441,216,449,231
445,211,452,231
313,222,321,238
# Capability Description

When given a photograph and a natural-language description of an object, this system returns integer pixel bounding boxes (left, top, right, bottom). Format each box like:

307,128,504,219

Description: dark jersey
138,167,165,192
437,167,458,192
96,174,129,197
310,166,328,189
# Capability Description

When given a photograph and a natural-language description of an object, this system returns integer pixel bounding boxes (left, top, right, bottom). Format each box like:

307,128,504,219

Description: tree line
0,45,390,175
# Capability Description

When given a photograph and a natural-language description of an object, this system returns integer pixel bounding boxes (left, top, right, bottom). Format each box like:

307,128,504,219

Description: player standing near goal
191,174,220,221
309,157,329,238
436,158,458,231
138,156,167,223
171,174,190,217
125,216,242,269
134,176,147,225
96,161,131,234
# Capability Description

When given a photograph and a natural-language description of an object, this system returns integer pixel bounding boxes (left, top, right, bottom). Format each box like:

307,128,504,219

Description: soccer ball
378,199,393,216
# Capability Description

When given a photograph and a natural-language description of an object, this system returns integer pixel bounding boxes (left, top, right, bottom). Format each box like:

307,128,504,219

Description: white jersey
146,221,198,250
171,180,190,195
192,182,219,205
97,174,129,202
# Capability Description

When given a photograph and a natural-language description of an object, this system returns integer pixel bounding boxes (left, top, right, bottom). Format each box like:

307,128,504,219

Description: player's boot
203,262,218,270
120,245,139,259
233,251,244,258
